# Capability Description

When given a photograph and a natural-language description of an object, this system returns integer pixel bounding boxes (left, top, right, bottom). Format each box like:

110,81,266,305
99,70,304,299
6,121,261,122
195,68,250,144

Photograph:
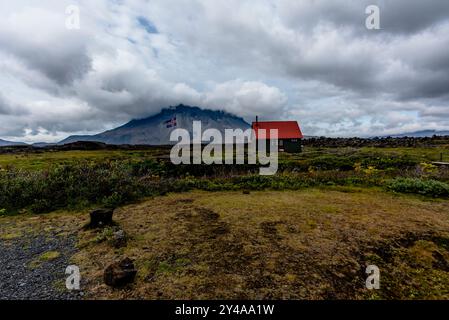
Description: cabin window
291,139,297,142
279,140,284,146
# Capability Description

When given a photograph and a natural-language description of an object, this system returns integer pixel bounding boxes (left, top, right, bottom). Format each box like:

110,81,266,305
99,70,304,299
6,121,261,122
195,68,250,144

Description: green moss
28,250,61,269
0,232,22,240
156,258,192,275
39,251,61,261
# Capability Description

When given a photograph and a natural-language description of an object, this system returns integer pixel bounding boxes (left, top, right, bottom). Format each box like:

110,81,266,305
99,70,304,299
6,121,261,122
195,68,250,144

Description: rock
89,208,114,228
111,229,127,248
104,258,137,287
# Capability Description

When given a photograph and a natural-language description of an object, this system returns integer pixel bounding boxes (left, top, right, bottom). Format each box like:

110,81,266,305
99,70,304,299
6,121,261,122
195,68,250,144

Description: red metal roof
251,121,303,139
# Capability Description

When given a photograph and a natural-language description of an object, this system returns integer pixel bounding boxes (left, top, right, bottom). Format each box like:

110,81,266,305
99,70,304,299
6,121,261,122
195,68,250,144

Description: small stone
111,229,127,248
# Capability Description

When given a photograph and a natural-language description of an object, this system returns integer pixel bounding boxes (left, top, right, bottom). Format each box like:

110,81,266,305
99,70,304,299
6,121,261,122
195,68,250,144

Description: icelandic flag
165,116,177,128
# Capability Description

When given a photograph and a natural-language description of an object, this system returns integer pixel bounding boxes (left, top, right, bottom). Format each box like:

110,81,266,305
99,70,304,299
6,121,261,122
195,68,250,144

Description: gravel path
0,232,83,300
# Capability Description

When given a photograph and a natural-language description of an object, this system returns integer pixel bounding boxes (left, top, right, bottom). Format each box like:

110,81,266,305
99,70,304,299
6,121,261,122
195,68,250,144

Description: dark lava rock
104,258,137,287
89,208,114,228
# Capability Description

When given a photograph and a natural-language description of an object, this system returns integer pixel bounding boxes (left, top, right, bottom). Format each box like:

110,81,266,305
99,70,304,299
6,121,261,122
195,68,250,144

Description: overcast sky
1,0,449,142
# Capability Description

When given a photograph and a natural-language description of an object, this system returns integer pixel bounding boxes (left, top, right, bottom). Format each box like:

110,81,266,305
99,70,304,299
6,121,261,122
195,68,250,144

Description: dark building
251,119,303,153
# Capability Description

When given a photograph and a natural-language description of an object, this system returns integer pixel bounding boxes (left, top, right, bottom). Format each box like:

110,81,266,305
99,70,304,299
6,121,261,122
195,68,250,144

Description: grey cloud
379,0,449,34
0,94,29,116
0,95,14,115
278,0,449,35
1,0,449,142
0,7,92,86
152,0,449,103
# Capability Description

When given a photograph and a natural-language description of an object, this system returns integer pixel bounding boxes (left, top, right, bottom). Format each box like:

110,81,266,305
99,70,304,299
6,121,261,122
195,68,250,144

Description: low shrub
0,155,447,215
387,178,449,198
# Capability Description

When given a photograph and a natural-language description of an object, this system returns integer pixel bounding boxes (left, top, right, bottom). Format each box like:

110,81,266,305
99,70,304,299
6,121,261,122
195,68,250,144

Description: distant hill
60,104,250,145
380,130,449,138
0,139,27,147
32,142,57,148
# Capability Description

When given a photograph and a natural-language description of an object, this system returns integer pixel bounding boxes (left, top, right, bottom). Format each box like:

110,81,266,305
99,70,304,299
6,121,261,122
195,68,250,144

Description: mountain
60,105,251,145
0,139,27,147
381,130,449,138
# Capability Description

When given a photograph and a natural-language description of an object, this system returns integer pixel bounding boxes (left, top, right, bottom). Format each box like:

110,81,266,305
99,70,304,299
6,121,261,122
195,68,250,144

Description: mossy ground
3,189,446,299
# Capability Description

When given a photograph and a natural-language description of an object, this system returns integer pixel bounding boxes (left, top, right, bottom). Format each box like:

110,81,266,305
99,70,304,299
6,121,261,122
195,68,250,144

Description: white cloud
204,80,287,119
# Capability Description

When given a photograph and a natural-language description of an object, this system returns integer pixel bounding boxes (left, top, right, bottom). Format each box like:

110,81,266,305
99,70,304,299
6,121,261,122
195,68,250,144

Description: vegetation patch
2,187,448,299
39,251,61,261
362,234,449,299
387,178,449,198
28,251,61,269
69,189,449,299
0,232,22,240
1,145,449,214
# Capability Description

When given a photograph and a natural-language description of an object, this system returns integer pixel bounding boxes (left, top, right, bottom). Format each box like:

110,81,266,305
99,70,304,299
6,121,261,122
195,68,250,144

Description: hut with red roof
251,117,303,153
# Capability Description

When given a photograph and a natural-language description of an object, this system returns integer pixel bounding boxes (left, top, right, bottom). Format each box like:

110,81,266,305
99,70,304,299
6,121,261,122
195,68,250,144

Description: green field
1,145,449,215
1,146,448,171
0,149,164,171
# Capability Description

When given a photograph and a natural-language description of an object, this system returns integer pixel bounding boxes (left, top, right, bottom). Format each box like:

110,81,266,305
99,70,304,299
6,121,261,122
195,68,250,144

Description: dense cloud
0,7,92,86
0,94,29,116
278,0,449,35
0,0,448,142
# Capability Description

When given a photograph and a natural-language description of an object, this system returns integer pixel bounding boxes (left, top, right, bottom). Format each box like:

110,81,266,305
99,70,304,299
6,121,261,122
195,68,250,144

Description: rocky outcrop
88,208,114,228
103,258,137,287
